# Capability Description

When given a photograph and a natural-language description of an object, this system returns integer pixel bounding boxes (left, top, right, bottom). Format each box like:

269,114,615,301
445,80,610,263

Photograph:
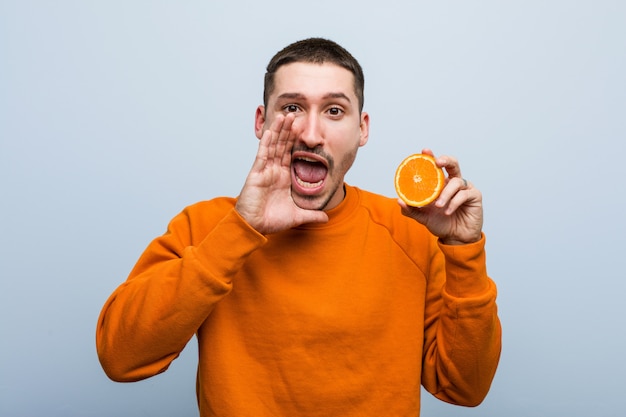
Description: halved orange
394,153,445,207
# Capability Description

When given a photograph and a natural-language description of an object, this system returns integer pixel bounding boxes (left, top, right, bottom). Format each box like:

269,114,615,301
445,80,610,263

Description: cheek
323,122,363,161
334,129,362,153
334,142,359,175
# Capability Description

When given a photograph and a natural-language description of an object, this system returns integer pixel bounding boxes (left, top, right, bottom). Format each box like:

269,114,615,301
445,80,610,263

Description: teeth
296,156,319,163
295,176,323,188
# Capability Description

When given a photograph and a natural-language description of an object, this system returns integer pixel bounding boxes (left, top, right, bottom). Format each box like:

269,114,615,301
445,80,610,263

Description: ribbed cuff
438,233,490,297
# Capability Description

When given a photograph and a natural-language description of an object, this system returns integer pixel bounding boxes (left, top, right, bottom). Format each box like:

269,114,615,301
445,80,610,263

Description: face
255,62,369,211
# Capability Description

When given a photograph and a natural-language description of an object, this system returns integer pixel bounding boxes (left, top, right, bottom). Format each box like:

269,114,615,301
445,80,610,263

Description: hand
235,113,328,234
398,149,483,245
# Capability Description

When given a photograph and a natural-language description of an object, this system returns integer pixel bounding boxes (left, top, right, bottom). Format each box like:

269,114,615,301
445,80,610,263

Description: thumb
296,209,329,226
398,199,428,223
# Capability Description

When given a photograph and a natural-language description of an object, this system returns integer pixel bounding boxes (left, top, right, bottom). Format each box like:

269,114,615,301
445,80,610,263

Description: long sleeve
96,201,266,382
421,234,502,406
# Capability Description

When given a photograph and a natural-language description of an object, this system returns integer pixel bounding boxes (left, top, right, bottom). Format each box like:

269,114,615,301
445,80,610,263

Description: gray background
1,1,625,416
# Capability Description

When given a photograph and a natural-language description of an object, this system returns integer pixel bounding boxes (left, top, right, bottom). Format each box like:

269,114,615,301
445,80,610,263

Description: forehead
271,62,356,103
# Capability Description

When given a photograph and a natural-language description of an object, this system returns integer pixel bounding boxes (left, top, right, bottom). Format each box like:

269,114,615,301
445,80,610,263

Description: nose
294,112,323,149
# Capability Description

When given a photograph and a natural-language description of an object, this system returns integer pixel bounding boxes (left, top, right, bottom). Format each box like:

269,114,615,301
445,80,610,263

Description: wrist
440,232,483,246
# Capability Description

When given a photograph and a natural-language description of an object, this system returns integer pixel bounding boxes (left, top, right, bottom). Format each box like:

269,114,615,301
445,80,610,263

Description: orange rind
394,153,445,207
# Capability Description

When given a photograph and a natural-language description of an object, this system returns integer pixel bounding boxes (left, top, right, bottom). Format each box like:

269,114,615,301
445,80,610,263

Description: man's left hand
398,148,483,245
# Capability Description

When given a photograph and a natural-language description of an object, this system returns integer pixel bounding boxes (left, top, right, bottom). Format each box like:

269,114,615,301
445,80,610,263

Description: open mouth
292,154,328,190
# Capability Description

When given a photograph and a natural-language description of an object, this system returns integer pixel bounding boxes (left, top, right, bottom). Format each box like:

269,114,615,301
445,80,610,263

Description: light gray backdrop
1,1,624,416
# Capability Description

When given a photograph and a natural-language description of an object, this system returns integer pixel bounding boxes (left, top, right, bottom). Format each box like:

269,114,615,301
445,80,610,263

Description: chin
292,192,333,211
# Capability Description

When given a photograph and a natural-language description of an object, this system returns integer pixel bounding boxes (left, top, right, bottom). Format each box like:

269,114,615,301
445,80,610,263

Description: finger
266,114,286,160
436,155,462,179
435,177,468,209
442,188,469,215
252,113,288,172
397,198,429,223
275,113,295,166
296,208,329,226
421,149,463,179
251,127,274,172
420,148,435,157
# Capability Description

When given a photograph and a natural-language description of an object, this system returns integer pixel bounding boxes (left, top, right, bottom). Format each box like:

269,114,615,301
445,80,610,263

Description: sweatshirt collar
296,183,359,230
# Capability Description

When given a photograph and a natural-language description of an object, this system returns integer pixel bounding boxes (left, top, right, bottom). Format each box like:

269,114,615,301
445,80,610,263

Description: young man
97,38,501,416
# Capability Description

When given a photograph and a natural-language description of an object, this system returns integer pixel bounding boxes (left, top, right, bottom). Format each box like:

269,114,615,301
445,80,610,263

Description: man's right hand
234,113,329,235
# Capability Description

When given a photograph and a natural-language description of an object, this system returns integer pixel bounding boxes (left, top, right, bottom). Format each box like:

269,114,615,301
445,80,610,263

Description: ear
254,106,266,139
358,111,370,147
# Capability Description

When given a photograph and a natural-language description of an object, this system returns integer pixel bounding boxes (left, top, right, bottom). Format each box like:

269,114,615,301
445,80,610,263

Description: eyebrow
276,92,352,103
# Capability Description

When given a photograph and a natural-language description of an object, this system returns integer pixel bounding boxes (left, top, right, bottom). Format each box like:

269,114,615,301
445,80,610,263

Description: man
97,38,501,416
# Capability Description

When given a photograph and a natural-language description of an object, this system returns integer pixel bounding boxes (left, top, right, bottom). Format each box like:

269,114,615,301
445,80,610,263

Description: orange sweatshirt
97,185,501,417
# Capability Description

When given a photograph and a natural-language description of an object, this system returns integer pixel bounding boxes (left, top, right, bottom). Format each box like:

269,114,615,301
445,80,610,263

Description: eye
327,107,344,117
283,104,300,113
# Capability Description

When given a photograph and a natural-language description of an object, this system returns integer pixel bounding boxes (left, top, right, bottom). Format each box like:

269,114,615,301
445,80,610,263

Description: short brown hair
263,38,365,112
